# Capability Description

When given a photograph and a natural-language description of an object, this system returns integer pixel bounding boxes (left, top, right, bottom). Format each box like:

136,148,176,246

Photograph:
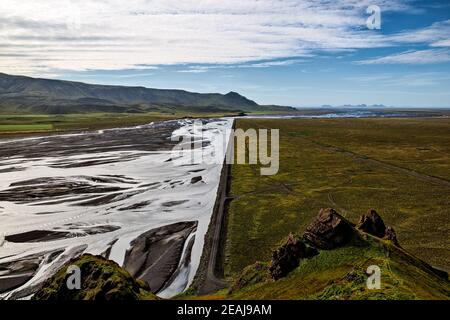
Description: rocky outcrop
32,254,157,300
269,234,318,280
384,226,400,246
267,208,403,282
357,209,400,246
269,208,356,281
356,209,386,238
303,208,356,250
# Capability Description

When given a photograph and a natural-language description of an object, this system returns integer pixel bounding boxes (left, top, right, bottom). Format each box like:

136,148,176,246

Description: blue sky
1,0,450,107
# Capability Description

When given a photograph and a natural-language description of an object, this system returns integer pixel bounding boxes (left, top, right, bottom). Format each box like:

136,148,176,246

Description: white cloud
356,49,450,64
177,58,306,73
177,68,209,73
0,0,446,74
345,72,450,86
431,39,450,47
388,20,450,44
243,59,307,68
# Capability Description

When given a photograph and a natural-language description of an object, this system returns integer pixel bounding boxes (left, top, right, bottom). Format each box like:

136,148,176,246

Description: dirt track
194,121,236,295
197,162,230,294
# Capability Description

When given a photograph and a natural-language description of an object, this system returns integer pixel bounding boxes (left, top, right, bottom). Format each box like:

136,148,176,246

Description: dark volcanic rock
356,209,386,238
356,209,401,246
269,234,318,280
303,208,355,250
32,254,157,300
383,226,400,246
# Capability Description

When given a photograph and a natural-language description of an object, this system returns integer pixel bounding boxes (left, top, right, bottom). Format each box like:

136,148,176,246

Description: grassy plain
224,118,450,279
0,124,53,132
0,113,171,134
0,110,291,136
0,112,230,136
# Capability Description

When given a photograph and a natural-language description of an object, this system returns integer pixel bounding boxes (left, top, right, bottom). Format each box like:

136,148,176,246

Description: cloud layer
357,49,450,64
0,0,449,74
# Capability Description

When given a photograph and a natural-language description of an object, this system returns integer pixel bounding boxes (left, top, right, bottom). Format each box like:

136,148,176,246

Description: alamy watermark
66,265,81,290
171,121,280,176
366,265,381,289
366,5,381,30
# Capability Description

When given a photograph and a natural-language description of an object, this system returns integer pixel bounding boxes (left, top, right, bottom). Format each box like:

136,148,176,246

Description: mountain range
0,73,293,114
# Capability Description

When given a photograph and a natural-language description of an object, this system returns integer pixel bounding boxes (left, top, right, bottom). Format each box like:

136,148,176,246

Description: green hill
225,240,450,300
207,209,450,300
0,73,294,114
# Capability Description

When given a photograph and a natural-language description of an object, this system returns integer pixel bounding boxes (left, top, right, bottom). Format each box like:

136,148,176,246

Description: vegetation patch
223,209,450,300
224,118,450,277
0,124,53,132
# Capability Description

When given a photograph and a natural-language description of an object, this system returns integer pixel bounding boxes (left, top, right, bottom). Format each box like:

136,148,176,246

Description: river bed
0,118,233,299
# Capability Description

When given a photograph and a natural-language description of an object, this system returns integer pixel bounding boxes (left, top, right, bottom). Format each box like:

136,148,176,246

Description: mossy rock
33,254,158,300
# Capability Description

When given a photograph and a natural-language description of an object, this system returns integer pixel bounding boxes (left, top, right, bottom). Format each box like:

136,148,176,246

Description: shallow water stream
0,118,233,299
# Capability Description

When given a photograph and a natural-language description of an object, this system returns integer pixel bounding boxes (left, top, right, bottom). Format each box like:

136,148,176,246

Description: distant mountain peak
225,91,241,96
223,91,258,106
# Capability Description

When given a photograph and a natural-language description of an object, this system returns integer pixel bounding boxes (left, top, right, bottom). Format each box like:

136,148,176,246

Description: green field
0,124,54,132
224,118,450,279
2,109,449,136
0,113,185,136
0,111,259,135
0,113,179,134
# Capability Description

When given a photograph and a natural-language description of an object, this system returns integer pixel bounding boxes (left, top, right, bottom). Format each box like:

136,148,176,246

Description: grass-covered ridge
225,237,450,300
188,207,450,300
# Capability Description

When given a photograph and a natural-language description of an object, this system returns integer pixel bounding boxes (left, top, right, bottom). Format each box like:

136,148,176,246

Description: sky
1,0,450,107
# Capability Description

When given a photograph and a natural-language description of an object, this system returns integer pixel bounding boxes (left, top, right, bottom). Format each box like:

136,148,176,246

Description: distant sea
245,109,446,119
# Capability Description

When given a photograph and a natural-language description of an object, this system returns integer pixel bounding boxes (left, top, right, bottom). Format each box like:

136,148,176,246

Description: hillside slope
218,209,450,300
0,73,293,114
